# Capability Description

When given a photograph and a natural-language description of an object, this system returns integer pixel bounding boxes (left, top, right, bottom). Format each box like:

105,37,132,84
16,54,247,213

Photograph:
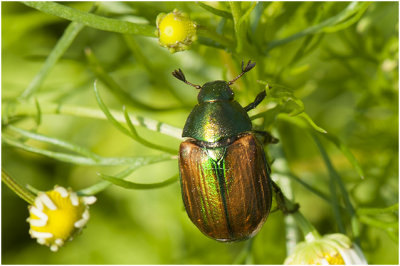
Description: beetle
173,61,276,242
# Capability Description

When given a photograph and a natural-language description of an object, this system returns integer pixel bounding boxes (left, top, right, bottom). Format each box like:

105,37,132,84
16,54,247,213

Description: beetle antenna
228,60,256,85
172,69,201,89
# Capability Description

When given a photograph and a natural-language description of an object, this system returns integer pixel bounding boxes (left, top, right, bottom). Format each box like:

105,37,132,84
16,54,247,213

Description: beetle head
197,80,233,103
172,60,255,103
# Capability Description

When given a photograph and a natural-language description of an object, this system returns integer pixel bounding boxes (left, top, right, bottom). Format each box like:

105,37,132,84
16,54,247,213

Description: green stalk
18,13,89,99
357,203,399,215
229,2,243,53
23,1,155,36
3,101,182,140
291,211,321,242
2,170,36,204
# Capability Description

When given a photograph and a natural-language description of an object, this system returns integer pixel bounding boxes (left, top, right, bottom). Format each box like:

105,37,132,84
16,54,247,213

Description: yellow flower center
324,252,345,265
28,186,95,251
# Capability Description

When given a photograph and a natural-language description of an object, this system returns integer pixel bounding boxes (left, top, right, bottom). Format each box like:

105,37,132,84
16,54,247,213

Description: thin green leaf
3,135,173,166
323,3,370,33
229,2,244,52
359,215,398,229
357,204,399,216
79,164,156,195
94,82,177,155
101,173,178,189
5,101,183,140
238,2,257,26
93,81,133,137
233,238,254,264
266,2,370,51
85,48,176,111
23,1,155,37
197,27,233,50
298,112,327,134
8,125,101,161
274,171,335,207
123,35,190,105
18,20,85,99
312,134,357,235
321,133,365,179
197,2,232,19
34,98,42,126
123,107,178,155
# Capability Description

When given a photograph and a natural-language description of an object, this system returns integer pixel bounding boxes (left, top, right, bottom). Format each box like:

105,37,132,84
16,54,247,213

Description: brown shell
179,133,272,242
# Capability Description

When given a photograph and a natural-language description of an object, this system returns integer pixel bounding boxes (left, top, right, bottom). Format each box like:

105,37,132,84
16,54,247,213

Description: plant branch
3,101,183,140
2,169,36,204
23,1,156,37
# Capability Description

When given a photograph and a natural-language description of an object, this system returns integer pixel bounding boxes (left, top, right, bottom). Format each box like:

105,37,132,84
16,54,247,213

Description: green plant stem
229,2,243,53
2,169,36,204
266,2,370,51
3,102,182,140
279,174,300,256
3,135,174,166
197,27,233,50
78,165,139,195
23,1,155,36
274,170,332,206
7,125,101,160
233,238,254,264
291,211,321,242
85,48,180,112
123,35,189,104
92,81,178,155
272,156,300,256
321,133,365,179
312,134,359,238
123,107,178,154
357,203,399,215
358,215,398,230
197,2,233,19
19,16,88,99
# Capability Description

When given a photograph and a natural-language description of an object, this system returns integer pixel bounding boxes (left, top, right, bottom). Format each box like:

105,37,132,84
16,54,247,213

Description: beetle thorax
197,80,234,103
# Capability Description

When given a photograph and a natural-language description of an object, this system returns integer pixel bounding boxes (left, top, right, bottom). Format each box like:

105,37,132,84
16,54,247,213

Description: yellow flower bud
156,9,197,53
27,186,96,252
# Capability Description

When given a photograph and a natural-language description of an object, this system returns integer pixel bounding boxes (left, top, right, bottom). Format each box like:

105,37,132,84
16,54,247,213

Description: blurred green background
2,1,398,264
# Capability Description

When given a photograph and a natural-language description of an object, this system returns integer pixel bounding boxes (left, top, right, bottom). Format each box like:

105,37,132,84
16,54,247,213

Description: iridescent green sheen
182,101,252,142
197,81,233,103
178,62,271,242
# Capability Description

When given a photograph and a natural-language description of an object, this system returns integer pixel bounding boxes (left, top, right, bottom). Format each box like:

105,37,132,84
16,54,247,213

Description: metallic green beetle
174,61,272,242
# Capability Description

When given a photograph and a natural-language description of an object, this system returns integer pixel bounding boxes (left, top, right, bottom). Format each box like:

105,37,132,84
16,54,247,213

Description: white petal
30,230,53,239
82,209,90,220
69,192,79,206
339,245,368,265
320,258,330,265
34,198,44,211
55,238,64,246
74,218,87,228
39,193,57,210
37,238,47,245
30,207,48,221
55,186,69,198
29,218,47,227
50,245,59,252
353,244,368,264
83,196,97,205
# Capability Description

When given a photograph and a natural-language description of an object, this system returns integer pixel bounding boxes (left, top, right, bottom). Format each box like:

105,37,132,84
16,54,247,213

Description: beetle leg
254,130,279,145
271,181,299,215
244,90,266,112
